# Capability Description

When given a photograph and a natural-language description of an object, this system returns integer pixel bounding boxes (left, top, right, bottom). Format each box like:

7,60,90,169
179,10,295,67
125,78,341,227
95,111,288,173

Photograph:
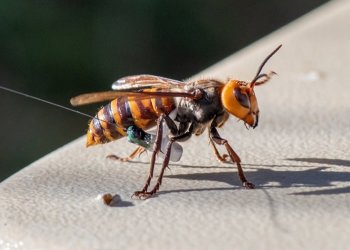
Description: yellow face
221,80,259,128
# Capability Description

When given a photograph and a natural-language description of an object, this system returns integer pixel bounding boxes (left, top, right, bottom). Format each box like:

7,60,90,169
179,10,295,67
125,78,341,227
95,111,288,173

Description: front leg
209,126,255,189
208,135,231,163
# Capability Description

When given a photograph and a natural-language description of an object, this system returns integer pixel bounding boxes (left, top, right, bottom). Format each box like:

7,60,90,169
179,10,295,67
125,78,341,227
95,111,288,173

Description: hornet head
221,45,281,128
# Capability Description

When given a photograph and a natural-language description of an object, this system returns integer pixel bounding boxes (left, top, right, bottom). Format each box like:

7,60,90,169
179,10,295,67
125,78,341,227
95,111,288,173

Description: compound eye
234,88,250,109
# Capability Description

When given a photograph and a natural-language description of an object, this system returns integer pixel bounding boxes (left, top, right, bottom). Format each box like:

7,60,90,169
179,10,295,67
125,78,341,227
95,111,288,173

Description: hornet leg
106,146,146,162
209,126,255,189
136,127,193,199
208,131,231,163
133,114,166,198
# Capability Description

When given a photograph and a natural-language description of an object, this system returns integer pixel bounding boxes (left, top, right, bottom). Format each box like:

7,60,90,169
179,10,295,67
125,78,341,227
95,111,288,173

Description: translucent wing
111,74,186,91
70,88,196,106
191,79,225,89
70,76,224,107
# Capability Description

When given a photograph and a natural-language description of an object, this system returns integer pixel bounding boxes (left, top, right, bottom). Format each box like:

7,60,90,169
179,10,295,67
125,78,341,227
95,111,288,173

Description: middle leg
132,115,184,198
136,127,193,199
133,114,166,197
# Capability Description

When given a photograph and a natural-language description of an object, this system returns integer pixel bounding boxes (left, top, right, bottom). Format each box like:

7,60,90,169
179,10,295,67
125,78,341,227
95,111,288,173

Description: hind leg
107,146,145,162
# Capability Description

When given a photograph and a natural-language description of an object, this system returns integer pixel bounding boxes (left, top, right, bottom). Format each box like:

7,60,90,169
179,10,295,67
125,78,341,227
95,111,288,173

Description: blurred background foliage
0,0,327,181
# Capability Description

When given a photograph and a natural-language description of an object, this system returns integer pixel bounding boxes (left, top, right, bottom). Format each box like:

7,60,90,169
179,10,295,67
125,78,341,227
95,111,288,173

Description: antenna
250,44,282,85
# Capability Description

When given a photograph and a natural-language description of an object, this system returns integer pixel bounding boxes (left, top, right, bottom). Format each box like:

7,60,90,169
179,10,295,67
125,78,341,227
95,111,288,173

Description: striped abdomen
86,96,175,147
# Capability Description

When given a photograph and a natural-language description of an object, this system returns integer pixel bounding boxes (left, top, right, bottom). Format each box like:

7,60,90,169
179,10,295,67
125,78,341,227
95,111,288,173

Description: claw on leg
107,146,145,162
132,190,154,200
209,139,232,163
243,181,255,189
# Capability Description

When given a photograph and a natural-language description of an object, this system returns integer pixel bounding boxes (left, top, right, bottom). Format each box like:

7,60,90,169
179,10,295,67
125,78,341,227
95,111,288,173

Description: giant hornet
70,45,282,199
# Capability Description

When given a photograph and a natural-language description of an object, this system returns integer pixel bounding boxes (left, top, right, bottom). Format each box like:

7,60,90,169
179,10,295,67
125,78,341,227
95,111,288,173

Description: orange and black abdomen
86,96,175,147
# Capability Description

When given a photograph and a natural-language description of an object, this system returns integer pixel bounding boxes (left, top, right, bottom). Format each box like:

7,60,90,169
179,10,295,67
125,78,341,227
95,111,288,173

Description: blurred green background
0,0,327,181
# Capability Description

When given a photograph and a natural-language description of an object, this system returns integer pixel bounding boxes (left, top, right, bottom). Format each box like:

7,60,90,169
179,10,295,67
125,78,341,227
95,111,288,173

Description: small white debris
299,70,323,82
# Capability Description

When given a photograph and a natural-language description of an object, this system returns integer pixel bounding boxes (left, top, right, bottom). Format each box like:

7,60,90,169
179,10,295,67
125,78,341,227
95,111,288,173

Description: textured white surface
1,1,350,249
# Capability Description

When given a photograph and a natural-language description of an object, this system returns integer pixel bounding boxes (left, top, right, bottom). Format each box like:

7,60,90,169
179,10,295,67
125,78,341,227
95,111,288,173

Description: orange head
221,44,282,128
221,80,260,128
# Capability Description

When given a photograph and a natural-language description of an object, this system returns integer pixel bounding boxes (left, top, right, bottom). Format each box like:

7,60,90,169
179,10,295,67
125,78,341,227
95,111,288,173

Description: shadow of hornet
286,158,350,167
163,158,350,196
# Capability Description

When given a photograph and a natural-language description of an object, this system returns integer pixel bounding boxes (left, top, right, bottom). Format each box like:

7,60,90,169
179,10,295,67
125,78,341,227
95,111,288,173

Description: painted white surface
1,1,350,249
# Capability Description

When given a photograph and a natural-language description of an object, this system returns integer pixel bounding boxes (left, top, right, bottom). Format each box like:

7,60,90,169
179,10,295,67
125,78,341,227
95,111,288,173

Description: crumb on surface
101,193,114,205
